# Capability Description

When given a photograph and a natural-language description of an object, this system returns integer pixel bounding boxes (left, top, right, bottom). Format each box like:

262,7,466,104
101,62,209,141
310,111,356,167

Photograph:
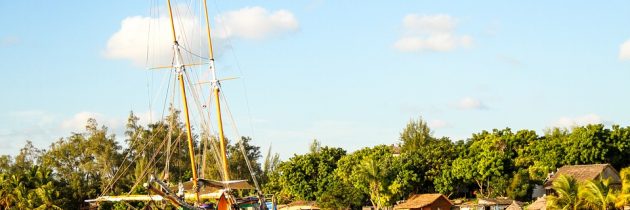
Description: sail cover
182,179,254,192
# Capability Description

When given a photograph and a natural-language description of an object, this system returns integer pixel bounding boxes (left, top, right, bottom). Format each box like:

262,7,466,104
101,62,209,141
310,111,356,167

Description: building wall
531,184,545,198
601,167,622,183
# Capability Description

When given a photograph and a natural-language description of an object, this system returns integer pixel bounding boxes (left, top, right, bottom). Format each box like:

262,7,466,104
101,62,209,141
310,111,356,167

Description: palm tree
579,178,616,210
615,167,630,209
547,175,582,210
359,158,389,210
33,185,63,210
0,174,15,209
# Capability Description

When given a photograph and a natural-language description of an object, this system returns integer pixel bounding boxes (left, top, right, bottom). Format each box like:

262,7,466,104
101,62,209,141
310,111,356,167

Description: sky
1,1,630,160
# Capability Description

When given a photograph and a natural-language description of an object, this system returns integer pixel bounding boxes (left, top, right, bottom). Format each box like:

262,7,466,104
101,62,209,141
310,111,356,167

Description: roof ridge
561,163,610,167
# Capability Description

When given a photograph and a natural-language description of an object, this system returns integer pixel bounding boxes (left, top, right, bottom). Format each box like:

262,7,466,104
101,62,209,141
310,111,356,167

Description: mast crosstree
165,0,200,203
202,0,231,182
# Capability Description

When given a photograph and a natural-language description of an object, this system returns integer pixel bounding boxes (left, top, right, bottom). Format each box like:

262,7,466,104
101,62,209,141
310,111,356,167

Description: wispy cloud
456,97,487,110
553,114,604,128
215,7,299,40
619,39,630,61
305,0,325,11
393,14,472,53
398,103,444,115
60,111,122,132
1,110,59,155
428,119,450,129
497,54,523,67
1,36,20,47
257,120,392,158
0,110,138,156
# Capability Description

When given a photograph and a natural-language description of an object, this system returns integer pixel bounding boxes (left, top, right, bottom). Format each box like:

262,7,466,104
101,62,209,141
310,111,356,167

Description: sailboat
86,0,274,209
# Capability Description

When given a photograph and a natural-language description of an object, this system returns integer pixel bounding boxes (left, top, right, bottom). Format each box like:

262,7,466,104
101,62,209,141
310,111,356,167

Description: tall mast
166,0,200,202
202,0,230,181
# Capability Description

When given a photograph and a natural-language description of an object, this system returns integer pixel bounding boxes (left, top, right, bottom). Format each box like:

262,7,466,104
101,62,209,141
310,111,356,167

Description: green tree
0,155,11,173
399,118,432,153
309,139,321,153
40,118,122,208
268,144,346,203
359,157,394,210
0,173,16,209
13,140,42,171
316,173,363,209
33,182,63,209
261,145,280,185
507,169,531,200
452,128,537,197
228,137,263,185
336,145,397,209
433,140,469,197
609,125,630,169
516,128,566,185
392,118,462,197
563,124,612,166
0,164,67,209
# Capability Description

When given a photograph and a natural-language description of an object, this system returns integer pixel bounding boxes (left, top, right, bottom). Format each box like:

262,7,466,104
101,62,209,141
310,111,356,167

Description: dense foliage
0,111,267,209
546,173,630,210
2,114,630,209
264,118,630,209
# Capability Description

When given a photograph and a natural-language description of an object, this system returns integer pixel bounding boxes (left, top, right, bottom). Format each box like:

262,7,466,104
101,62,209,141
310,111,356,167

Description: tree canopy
2,114,630,209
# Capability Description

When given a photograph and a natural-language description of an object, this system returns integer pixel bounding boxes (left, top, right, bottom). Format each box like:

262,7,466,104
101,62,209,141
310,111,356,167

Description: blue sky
1,1,630,159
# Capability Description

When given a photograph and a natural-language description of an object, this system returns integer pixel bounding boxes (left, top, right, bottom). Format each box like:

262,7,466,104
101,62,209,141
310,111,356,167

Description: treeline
0,110,272,209
261,119,630,209
1,114,630,209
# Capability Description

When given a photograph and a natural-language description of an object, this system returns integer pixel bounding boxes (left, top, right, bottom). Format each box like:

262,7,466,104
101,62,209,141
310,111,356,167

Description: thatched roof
544,164,620,188
394,194,452,209
526,196,546,210
505,201,523,210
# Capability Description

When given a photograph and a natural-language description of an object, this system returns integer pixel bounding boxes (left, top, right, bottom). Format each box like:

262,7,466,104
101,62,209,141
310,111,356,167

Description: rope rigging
99,0,269,207
100,70,175,197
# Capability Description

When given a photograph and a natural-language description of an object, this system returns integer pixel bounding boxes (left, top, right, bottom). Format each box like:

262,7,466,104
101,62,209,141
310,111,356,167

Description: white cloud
104,8,203,67
61,112,99,131
104,6,298,66
428,119,450,129
619,39,630,60
553,114,603,128
61,112,123,133
456,97,486,110
394,14,472,53
215,7,299,40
